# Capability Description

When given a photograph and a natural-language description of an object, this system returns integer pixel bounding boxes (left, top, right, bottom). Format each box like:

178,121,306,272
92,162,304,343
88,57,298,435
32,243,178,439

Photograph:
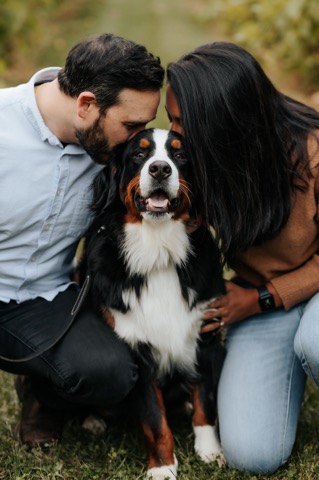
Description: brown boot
15,376,66,450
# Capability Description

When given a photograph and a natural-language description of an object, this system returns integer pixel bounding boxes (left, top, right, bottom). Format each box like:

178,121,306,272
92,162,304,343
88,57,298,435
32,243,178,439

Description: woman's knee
218,309,305,475
294,294,319,385
221,433,289,474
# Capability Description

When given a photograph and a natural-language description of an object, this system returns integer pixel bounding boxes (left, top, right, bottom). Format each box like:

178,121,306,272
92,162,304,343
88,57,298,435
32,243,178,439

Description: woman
166,42,319,474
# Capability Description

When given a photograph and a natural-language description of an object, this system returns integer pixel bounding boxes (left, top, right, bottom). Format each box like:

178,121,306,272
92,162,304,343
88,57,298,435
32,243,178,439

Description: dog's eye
133,152,146,161
174,152,185,161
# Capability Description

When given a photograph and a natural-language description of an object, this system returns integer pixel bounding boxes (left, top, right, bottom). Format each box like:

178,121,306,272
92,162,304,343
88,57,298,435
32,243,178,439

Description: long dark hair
58,33,164,113
167,42,319,261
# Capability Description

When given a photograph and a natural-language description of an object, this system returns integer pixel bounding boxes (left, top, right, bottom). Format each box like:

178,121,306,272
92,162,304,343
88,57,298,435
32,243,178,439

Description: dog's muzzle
134,160,181,215
134,190,180,214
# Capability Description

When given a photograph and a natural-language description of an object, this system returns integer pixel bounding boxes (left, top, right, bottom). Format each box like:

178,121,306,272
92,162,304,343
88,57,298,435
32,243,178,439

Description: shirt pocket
67,187,94,238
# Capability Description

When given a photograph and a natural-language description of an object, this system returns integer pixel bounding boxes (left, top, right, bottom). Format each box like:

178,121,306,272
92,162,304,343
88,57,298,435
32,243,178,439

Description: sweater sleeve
271,159,319,310
270,253,319,310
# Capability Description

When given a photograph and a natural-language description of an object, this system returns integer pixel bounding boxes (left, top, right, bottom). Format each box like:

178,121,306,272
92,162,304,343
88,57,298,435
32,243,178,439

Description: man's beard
75,116,112,164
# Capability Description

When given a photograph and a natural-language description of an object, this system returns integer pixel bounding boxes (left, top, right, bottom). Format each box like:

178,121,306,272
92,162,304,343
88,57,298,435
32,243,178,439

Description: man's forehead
117,88,160,107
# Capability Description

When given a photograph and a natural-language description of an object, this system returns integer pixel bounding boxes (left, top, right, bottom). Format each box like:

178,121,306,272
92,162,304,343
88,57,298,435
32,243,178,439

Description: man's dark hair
58,33,164,113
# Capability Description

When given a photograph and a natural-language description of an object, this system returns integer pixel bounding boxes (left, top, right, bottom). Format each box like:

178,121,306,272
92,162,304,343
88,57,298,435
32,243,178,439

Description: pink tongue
146,193,169,210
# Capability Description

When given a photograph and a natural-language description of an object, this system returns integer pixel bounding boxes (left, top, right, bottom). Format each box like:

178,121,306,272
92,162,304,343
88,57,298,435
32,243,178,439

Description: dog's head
92,129,192,223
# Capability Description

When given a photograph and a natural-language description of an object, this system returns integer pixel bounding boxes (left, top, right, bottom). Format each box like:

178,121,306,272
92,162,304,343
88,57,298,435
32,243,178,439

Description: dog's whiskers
179,179,192,206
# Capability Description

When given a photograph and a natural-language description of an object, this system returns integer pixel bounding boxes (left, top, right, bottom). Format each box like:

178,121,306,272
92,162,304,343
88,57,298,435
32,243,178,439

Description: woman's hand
201,281,261,333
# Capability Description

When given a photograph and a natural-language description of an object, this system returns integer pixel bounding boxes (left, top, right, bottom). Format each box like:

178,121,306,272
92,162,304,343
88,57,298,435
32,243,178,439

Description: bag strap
0,275,91,364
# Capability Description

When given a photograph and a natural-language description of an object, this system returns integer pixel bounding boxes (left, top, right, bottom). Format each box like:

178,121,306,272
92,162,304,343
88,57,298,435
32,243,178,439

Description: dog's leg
133,382,178,480
192,334,226,467
192,383,225,467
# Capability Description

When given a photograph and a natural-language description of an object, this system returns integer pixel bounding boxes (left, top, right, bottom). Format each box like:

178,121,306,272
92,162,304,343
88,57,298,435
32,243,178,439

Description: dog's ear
91,162,120,213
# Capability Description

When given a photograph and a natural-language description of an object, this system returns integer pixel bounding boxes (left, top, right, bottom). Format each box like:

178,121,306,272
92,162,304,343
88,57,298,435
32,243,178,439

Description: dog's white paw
193,425,226,467
146,455,178,479
82,414,107,435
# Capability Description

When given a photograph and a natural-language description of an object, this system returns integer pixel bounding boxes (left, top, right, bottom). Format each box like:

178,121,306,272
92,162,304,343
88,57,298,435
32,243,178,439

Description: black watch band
257,285,276,312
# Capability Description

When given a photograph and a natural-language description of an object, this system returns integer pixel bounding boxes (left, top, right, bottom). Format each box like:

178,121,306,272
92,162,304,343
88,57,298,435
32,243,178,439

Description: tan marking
102,308,115,329
139,138,150,149
141,384,175,469
171,138,182,149
123,176,143,223
192,384,210,426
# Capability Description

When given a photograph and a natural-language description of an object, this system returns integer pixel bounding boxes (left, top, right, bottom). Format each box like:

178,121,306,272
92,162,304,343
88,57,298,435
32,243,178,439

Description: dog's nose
149,161,172,181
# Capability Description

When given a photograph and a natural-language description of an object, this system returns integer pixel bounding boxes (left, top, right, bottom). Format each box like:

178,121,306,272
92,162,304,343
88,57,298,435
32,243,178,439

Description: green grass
1,371,319,479
2,1,319,478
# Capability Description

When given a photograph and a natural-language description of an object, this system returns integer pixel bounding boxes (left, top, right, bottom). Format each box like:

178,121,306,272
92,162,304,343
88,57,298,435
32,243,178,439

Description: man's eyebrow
123,117,156,127
123,121,146,126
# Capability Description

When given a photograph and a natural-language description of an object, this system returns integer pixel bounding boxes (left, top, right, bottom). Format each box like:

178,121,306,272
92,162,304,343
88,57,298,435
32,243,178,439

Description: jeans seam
296,322,317,383
281,353,298,465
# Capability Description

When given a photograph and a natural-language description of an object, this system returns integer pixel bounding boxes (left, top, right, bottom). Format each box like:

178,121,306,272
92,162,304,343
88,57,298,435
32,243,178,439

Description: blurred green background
1,0,319,128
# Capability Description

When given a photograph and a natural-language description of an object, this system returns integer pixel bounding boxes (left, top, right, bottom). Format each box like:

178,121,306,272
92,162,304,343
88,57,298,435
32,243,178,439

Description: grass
1,371,319,479
2,1,319,478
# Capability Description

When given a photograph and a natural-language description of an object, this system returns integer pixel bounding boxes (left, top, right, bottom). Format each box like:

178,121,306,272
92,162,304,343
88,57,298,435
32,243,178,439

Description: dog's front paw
146,455,178,479
82,414,107,435
193,425,226,467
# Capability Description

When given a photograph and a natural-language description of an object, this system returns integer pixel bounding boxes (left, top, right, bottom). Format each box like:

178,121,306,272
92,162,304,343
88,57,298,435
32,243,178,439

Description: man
0,33,164,448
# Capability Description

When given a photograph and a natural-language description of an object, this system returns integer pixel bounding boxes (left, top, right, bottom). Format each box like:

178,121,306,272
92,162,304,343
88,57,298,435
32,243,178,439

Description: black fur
80,129,226,473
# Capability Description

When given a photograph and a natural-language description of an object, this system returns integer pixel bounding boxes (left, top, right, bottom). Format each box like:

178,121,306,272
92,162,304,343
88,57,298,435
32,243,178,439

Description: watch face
258,286,276,312
261,296,276,311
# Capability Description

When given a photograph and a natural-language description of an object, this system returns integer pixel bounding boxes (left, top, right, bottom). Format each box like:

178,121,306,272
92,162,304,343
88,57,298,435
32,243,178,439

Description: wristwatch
257,285,276,312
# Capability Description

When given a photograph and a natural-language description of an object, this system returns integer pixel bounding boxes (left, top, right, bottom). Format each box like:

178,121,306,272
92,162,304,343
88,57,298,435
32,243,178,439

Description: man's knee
66,347,138,405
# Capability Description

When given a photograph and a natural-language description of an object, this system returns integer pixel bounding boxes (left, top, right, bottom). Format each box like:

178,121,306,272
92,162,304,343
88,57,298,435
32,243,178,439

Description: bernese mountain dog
80,128,226,479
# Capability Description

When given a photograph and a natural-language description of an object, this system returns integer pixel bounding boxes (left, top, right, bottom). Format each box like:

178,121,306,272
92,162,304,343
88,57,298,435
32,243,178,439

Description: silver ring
211,317,221,323
219,320,225,327
204,308,218,313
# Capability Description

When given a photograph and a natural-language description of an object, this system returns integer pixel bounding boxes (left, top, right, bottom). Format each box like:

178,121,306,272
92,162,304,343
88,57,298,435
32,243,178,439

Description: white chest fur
111,220,205,377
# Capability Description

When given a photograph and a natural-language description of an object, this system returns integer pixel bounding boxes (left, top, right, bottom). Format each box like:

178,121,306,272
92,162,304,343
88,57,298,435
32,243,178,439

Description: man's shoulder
0,83,26,110
0,67,60,111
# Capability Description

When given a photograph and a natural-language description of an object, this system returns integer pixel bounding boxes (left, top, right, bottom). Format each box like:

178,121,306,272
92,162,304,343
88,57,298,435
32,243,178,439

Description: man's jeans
0,287,138,408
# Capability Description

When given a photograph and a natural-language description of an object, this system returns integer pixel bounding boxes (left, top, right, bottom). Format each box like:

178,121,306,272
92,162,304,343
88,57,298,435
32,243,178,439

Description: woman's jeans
218,292,319,474
0,287,138,409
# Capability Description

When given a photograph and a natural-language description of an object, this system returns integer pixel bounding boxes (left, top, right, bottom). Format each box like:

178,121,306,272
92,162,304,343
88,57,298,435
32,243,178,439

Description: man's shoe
15,376,66,450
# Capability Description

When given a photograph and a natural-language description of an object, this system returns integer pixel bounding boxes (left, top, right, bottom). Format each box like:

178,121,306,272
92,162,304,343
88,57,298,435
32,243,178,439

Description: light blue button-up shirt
0,68,103,303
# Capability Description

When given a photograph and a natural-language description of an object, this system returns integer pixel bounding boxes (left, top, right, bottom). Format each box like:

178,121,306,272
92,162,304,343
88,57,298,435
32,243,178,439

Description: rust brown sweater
230,135,319,310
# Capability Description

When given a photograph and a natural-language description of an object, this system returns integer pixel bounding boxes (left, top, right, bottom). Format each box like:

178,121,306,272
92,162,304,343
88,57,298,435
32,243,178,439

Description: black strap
0,275,91,364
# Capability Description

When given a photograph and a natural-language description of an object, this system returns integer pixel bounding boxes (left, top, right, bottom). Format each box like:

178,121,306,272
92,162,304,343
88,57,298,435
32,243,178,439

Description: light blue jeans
218,292,319,474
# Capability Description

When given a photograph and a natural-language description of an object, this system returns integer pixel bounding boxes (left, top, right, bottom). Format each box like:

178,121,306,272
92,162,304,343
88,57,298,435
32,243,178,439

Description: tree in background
0,0,98,85
2,0,319,92
192,0,319,90
0,0,60,72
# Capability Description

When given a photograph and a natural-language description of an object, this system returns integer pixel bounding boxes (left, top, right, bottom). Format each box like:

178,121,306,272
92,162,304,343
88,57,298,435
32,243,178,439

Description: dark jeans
0,287,138,409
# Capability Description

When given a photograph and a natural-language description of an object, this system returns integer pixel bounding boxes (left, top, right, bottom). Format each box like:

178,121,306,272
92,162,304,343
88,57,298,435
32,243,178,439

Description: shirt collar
21,67,84,154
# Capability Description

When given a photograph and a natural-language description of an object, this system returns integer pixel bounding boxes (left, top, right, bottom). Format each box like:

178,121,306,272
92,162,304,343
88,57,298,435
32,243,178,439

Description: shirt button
31,255,37,262
44,224,50,231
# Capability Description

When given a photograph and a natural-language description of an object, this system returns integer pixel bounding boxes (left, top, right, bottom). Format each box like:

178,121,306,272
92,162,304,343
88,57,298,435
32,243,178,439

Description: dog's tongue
146,193,169,211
